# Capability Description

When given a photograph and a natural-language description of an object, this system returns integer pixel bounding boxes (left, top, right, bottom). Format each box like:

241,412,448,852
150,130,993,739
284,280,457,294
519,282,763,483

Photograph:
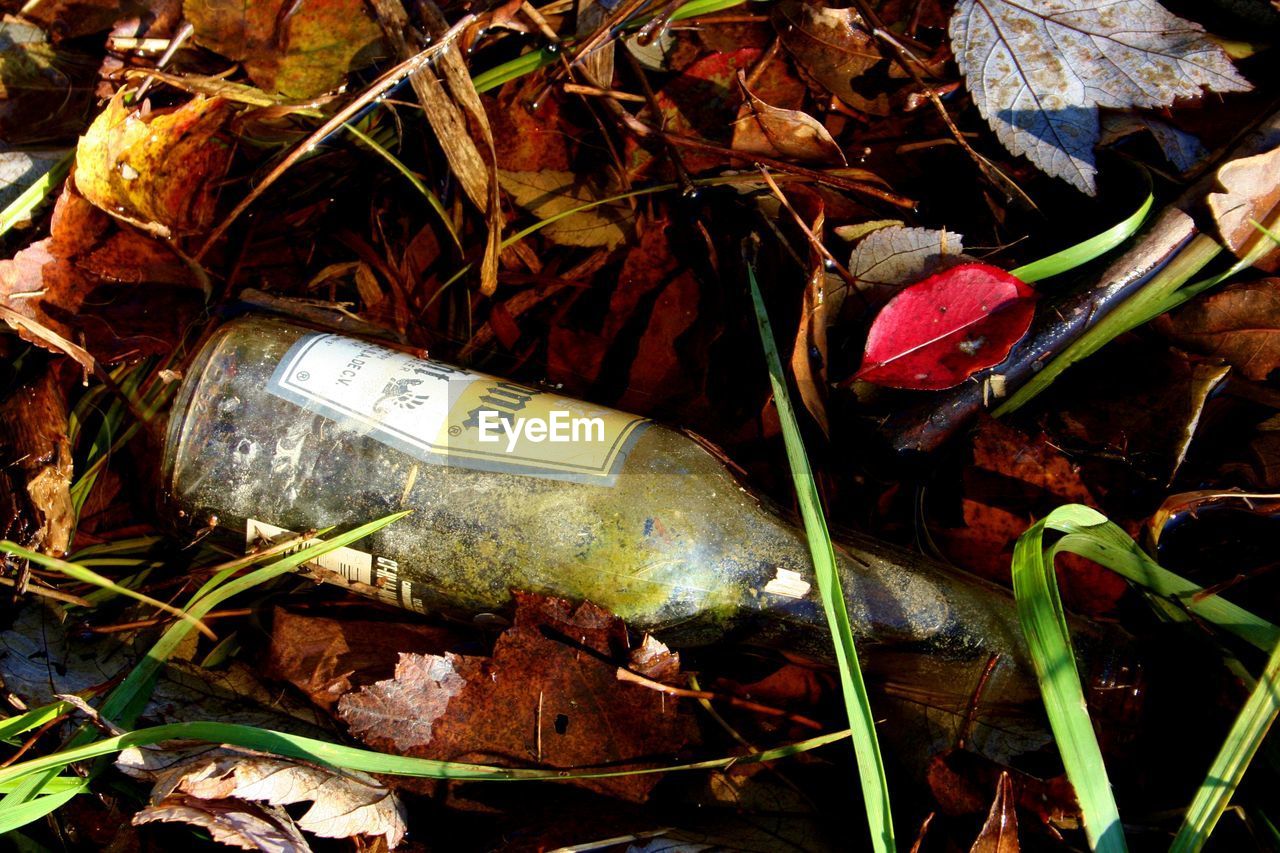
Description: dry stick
661,134,916,209
884,108,1280,456
849,0,1035,211
615,668,825,730
193,15,476,264
0,577,91,607
757,166,860,292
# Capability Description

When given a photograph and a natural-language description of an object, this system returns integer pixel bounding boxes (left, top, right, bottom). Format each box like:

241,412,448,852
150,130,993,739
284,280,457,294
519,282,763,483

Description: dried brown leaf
1206,145,1280,272
75,90,235,235
731,71,846,165
184,0,384,98
773,0,891,115
970,772,1019,853
1158,279,1280,380
499,169,635,249
133,795,313,852
267,607,456,712
950,0,1251,193
119,748,407,847
0,186,197,363
338,593,699,802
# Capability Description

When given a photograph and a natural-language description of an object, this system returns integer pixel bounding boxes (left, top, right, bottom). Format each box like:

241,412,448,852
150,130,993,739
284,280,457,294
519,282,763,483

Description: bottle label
245,518,425,612
266,333,648,485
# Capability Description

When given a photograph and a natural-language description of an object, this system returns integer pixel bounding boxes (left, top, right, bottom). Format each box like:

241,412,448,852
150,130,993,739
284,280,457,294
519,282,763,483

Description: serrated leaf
950,0,1250,194
857,263,1036,390
850,225,965,293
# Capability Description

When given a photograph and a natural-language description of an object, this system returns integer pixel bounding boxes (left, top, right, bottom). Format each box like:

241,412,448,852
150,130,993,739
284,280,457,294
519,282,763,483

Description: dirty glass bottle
162,315,1141,758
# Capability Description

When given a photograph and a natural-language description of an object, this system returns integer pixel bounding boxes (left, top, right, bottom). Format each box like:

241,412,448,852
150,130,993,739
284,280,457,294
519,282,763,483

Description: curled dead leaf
1206,145,1280,272
133,795,314,852
732,71,846,165
119,746,407,847
75,90,235,235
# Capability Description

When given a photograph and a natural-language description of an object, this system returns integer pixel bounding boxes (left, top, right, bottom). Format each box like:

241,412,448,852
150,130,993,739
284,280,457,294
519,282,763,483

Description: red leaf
857,263,1036,390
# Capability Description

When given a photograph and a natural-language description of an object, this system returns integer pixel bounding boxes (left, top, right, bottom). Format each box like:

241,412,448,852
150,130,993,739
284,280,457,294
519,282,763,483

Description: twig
0,576,92,607
194,15,477,263
616,667,824,730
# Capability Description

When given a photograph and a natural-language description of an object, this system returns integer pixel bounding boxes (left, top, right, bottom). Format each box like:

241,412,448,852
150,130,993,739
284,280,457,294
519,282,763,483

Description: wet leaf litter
0,0,1277,849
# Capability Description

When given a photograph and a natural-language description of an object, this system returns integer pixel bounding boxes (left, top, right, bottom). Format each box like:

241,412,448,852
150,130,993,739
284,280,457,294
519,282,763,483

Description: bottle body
163,316,1138,759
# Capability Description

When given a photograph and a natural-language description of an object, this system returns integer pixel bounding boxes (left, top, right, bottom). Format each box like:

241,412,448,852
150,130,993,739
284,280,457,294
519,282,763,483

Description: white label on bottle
245,518,373,585
265,333,648,484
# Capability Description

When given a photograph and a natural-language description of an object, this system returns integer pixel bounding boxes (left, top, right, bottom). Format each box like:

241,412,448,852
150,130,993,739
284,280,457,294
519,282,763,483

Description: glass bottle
162,315,1140,758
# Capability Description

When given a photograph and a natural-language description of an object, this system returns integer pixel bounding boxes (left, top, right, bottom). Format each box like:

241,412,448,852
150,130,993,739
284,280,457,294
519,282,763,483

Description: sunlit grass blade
0,701,74,743
1010,187,1153,283
746,262,894,852
1032,504,1278,652
0,543,218,640
0,513,409,809
0,720,849,789
1011,513,1127,852
343,121,462,250
0,784,87,833
1013,504,1280,853
1170,640,1280,852
0,151,72,238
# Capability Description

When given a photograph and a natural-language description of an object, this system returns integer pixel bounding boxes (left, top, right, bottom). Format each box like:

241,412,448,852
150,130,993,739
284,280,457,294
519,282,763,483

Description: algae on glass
163,315,1142,760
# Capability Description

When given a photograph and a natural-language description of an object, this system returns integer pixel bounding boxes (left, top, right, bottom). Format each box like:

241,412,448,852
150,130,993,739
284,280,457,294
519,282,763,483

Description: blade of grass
342,121,462,251
0,701,74,743
0,720,850,790
1170,638,1280,852
0,784,88,834
0,151,72,238
1011,513,1127,852
1010,187,1154,283
0,543,217,640
746,262,894,852
1012,504,1280,853
0,514,407,808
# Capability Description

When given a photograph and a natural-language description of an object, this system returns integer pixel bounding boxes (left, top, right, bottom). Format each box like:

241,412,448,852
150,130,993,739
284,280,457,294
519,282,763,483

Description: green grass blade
1014,504,1280,853
0,720,849,789
0,777,82,795
0,701,74,743
1011,188,1153,283
0,784,87,834
994,233,1223,417
1011,516,1127,852
0,151,72,238
1170,640,1280,852
746,263,894,852
0,513,408,809
0,543,217,639
342,121,462,250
